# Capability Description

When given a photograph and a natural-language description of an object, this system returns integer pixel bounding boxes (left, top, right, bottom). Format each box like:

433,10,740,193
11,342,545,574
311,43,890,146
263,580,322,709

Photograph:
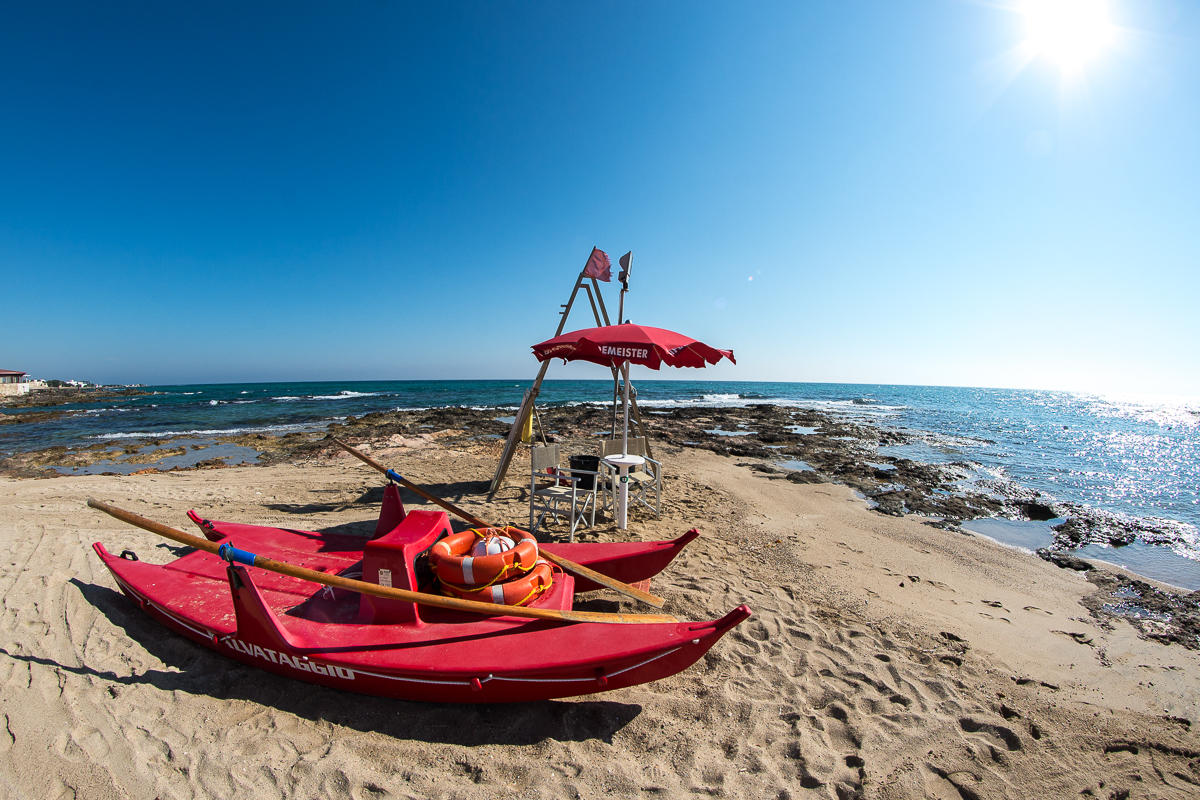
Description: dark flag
618,251,632,290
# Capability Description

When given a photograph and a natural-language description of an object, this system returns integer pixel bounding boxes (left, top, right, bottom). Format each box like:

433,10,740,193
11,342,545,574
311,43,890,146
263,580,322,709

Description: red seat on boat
359,509,451,625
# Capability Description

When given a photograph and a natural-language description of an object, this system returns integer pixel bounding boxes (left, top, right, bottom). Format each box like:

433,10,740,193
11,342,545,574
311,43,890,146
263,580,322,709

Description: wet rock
1051,507,1191,551
1036,549,1093,572
1083,571,1200,651
1020,502,1057,521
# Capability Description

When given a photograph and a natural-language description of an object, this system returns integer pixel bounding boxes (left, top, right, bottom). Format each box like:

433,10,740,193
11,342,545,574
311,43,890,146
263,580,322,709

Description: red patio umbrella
531,324,735,372
531,323,735,528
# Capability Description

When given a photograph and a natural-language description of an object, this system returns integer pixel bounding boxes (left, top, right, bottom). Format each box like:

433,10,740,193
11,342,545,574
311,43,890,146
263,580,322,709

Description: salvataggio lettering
226,638,355,680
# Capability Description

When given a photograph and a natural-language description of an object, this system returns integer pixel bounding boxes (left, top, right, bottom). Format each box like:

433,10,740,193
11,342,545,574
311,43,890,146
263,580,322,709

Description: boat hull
92,505,749,703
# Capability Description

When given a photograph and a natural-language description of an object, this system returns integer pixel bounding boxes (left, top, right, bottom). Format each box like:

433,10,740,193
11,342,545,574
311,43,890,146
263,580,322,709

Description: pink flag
583,247,611,281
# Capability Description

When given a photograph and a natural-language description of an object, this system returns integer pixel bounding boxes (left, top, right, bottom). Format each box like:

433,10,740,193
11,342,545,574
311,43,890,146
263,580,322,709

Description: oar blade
538,550,667,608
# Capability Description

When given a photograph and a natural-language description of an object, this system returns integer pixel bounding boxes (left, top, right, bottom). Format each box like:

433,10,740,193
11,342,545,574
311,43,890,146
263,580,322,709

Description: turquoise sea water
4,380,1198,587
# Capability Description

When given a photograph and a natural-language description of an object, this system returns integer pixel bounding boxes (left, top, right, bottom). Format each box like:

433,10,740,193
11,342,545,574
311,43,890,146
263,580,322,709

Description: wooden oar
87,499,677,625
331,437,668,609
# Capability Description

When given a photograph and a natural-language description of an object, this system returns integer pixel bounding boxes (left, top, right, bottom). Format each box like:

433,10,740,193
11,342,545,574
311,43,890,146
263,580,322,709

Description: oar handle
333,437,492,525
385,469,489,528
538,550,665,608
87,499,677,625
332,437,668,608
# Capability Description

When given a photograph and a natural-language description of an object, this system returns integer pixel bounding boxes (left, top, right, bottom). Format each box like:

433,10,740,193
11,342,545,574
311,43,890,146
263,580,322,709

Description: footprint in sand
1053,630,1094,646
958,717,1023,752
1023,606,1053,616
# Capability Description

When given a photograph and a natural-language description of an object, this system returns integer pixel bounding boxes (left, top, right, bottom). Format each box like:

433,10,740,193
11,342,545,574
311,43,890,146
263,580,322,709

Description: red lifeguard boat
91,485,750,703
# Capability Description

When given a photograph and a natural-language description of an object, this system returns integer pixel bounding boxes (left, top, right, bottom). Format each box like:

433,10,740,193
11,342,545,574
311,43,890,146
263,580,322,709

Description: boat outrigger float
88,484,750,703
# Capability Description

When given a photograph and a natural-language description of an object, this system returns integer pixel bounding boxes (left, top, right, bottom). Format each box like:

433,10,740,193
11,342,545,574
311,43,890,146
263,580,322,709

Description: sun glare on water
1022,0,1116,70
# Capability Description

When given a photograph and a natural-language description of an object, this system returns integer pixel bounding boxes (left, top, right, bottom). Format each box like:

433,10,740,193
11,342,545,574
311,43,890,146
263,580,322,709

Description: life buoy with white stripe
439,559,554,606
428,527,538,587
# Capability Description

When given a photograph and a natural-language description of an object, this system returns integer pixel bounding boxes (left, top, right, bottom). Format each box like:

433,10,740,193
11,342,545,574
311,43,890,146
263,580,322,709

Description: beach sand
1,437,1197,799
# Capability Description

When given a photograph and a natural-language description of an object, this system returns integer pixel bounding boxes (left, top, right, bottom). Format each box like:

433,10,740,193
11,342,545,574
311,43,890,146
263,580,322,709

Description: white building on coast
0,369,46,397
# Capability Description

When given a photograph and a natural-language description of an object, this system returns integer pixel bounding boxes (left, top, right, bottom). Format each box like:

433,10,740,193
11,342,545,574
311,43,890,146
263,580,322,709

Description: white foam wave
88,422,322,440
309,391,383,400
270,391,383,401
636,396,815,410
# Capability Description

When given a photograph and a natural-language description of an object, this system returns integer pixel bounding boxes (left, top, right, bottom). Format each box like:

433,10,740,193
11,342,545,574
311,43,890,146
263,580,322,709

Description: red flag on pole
583,247,611,281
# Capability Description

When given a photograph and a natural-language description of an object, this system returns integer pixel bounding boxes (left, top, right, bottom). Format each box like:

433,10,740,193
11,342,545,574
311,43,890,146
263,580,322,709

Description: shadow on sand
50,578,642,746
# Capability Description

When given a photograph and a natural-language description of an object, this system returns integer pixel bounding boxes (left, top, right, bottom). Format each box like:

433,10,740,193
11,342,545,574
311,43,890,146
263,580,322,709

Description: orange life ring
428,527,539,587
440,559,555,606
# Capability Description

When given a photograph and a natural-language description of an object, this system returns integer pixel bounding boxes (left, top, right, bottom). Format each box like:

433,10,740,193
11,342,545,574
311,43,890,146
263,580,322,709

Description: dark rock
1036,549,1093,572
1020,502,1056,521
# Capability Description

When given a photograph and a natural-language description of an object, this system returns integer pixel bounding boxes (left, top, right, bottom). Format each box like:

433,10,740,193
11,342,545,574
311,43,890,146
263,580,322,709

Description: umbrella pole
622,361,631,456
610,367,620,439
612,360,633,529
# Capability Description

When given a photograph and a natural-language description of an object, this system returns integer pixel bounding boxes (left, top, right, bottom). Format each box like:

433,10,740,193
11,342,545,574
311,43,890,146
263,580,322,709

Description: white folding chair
529,445,601,542
598,437,662,518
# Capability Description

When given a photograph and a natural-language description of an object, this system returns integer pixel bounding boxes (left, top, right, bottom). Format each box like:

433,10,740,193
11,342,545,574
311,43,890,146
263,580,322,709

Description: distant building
0,369,42,397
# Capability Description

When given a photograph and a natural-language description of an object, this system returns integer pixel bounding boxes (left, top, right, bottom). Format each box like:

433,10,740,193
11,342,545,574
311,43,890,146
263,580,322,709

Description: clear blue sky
3,1,1197,395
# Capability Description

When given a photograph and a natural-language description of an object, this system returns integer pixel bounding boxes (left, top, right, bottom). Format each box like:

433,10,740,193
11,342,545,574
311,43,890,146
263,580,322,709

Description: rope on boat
349,643,695,687
487,644,689,683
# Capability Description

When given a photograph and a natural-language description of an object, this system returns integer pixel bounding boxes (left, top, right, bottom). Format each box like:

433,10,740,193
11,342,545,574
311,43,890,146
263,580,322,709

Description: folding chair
529,444,600,542
598,437,662,518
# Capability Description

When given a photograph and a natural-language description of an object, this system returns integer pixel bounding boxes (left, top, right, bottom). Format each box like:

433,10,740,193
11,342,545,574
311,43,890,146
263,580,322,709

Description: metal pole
610,367,620,439
622,361,631,456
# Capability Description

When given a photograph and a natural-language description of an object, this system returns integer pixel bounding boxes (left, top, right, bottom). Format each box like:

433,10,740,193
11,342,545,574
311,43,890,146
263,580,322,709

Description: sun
1021,0,1115,69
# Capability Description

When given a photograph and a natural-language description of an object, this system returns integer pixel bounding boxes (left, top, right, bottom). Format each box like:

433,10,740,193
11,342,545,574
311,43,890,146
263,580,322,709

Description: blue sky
2,1,1197,395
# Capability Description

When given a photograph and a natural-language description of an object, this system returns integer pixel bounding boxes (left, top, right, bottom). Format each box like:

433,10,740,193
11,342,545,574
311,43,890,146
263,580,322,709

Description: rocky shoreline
0,386,149,410
3,400,1197,650
2,401,1193,553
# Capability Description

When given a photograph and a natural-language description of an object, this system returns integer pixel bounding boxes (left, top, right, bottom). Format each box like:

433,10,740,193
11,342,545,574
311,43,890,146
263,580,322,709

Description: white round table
603,453,645,530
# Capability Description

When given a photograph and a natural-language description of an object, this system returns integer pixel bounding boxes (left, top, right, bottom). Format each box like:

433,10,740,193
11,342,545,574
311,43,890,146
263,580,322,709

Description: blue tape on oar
218,543,257,566
386,468,404,484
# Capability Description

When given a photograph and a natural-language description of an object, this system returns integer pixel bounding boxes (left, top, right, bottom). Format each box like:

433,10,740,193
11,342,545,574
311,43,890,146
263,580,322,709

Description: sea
4,380,1198,590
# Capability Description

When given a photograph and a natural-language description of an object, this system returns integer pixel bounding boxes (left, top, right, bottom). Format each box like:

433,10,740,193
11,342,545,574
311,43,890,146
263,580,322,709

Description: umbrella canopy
531,324,735,370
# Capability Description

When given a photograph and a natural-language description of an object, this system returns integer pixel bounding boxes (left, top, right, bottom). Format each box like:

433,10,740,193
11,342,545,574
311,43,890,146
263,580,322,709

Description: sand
1,438,1197,799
